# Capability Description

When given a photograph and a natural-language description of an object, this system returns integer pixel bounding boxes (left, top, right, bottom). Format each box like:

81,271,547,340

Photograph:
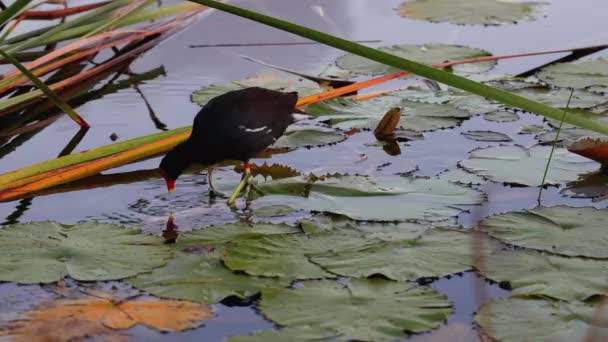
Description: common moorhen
159,87,303,205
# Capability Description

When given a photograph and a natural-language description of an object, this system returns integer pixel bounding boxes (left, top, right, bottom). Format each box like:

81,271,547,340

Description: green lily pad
480,206,608,258
253,205,295,217
397,0,544,26
461,130,513,142
191,70,320,106
229,327,341,342
520,124,545,134
128,222,298,303
299,214,432,241
0,221,171,284
459,145,599,186
483,110,520,122
476,248,608,301
272,127,346,149
392,86,503,114
437,168,489,185
537,58,608,93
305,96,472,131
491,81,607,109
476,298,608,341
258,279,452,341
223,232,380,279
335,44,495,76
536,128,606,147
127,251,290,304
311,228,494,281
256,174,484,222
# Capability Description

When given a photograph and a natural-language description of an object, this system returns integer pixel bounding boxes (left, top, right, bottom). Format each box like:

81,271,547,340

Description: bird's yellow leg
208,165,217,193
228,163,251,206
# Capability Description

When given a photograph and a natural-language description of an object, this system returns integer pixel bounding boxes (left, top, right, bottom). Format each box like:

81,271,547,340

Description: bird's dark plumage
159,87,299,184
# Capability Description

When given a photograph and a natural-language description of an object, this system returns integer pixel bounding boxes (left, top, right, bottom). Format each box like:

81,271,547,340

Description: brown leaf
568,138,608,165
374,107,401,140
1,317,127,342
0,297,213,341
235,162,300,179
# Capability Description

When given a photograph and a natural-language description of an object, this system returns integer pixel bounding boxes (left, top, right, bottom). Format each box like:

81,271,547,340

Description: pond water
1,0,608,341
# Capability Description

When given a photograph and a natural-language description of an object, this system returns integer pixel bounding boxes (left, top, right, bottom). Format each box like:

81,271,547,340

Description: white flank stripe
238,125,267,133
291,113,311,121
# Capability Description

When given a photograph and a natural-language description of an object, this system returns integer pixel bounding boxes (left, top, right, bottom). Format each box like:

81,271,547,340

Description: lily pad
258,279,452,341
223,232,381,279
128,222,298,303
479,206,608,258
497,83,607,109
520,124,545,134
128,251,291,304
255,174,484,222
537,58,608,93
392,86,503,114
191,70,320,106
335,44,495,76
272,127,346,149
536,128,606,147
253,205,295,217
397,0,544,26
305,96,472,131
459,145,599,186
476,298,608,341
311,228,494,281
437,168,489,185
0,221,171,284
299,214,432,241
229,327,341,342
477,248,608,301
461,130,513,142
483,110,520,122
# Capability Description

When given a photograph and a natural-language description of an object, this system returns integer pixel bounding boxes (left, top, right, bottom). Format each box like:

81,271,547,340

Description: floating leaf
1,296,212,341
191,70,320,106
305,96,472,131
568,138,608,165
476,248,608,301
536,128,606,147
480,206,608,258
0,222,171,284
336,44,495,76
519,124,545,134
397,0,544,25
461,130,513,142
254,205,295,217
437,168,488,185
223,232,380,279
483,110,520,122
476,298,608,341
495,82,607,109
128,251,291,303
459,145,599,186
128,222,298,303
299,214,432,241
537,58,608,93
272,127,346,149
229,327,341,342
311,228,494,281
392,85,502,114
258,279,451,341
562,170,608,200
0,317,126,342
256,174,484,222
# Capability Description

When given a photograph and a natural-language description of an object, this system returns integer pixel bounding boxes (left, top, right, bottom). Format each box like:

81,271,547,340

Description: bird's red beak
159,168,175,193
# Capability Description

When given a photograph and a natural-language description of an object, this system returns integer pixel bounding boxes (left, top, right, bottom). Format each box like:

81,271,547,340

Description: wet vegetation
0,0,608,341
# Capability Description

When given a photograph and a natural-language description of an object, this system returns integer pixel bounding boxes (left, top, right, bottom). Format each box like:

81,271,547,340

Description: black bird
159,87,304,205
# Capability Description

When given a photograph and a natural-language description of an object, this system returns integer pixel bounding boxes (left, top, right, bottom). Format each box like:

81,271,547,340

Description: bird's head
158,143,191,193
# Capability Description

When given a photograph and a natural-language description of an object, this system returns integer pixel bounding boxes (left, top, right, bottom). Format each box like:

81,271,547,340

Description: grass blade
188,0,608,136
0,48,89,128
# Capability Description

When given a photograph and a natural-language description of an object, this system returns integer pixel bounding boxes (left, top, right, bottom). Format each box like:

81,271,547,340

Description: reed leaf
0,0,31,27
188,0,608,136
0,49,89,128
